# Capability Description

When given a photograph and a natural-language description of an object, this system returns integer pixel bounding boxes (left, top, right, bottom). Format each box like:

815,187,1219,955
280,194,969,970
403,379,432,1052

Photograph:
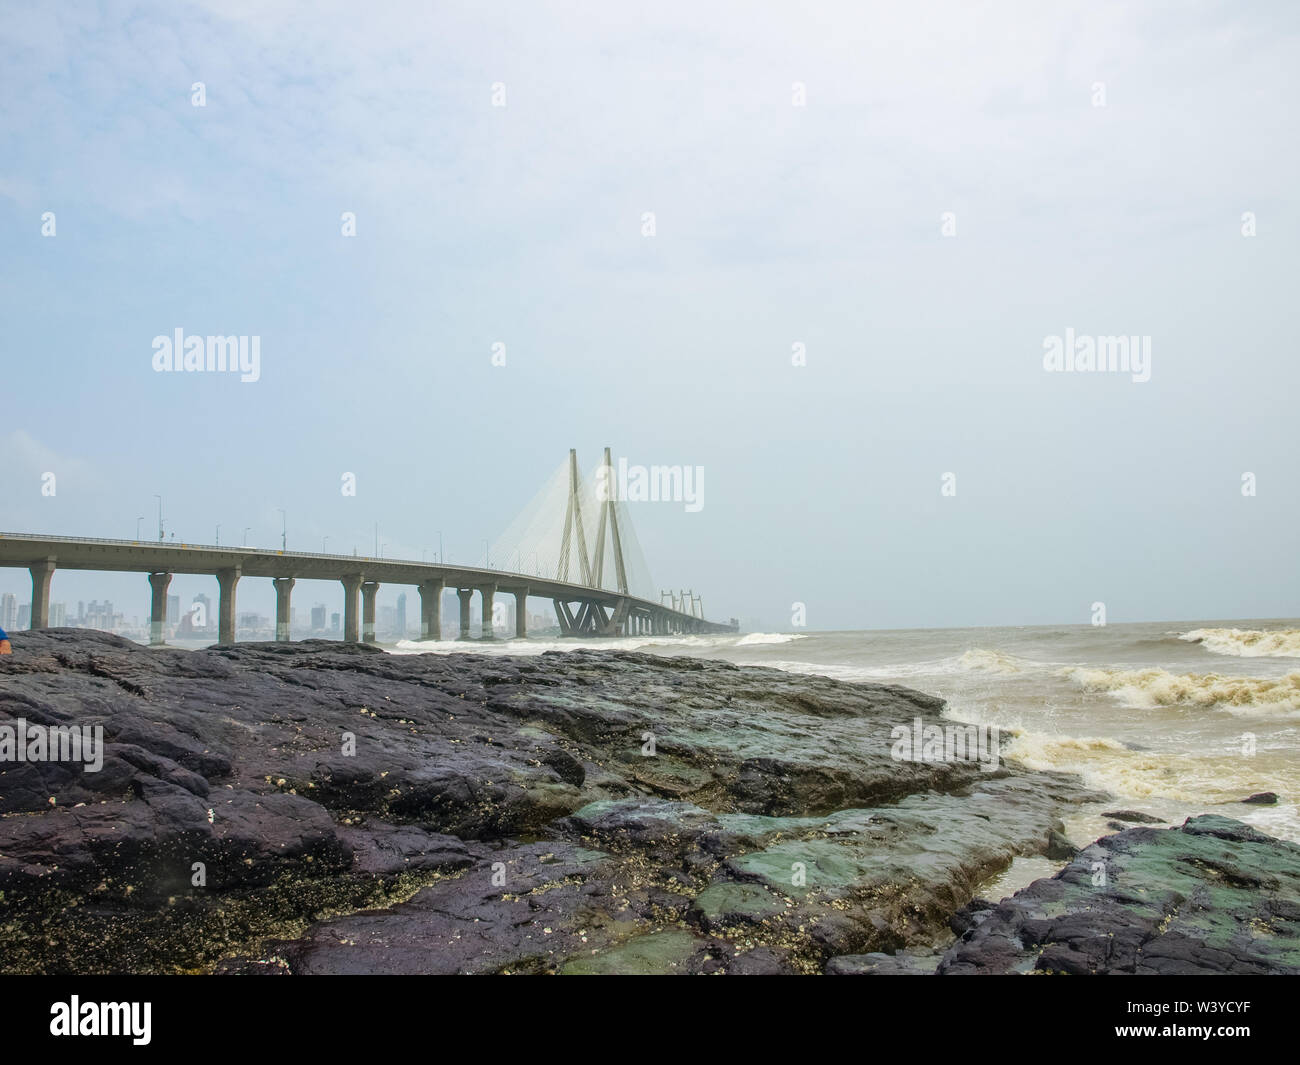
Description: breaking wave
1062,665,1300,717
957,648,1034,675
1179,627,1300,659
734,632,808,646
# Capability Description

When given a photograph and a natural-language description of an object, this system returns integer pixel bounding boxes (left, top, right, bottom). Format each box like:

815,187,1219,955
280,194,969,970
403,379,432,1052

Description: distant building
177,594,216,636
311,604,327,630
18,604,32,629
84,600,115,630
49,602,66,627
193,593,213,628
167,594,180,625
0,593,16,630
395,593,407,639
379,605,397,637
330,612,340,632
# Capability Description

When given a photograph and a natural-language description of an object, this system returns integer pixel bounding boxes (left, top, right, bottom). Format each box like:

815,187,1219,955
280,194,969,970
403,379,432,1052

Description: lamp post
242,527,252,547
215,524,221,547
277,508,286,551
154,495,163,542
136,516,144,540
323,536,330,553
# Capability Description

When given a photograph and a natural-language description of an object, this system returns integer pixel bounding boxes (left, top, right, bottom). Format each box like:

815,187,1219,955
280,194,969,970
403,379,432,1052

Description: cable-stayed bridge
0,449,738,645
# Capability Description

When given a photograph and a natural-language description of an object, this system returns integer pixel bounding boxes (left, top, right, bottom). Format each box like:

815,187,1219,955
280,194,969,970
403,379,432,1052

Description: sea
391,618,1300,891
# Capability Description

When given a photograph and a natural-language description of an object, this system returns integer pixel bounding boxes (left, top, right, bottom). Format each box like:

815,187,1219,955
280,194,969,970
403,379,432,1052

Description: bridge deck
0,532,736,633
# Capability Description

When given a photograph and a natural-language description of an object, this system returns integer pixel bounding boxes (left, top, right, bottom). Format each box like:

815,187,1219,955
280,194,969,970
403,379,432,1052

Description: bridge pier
340,575,362,643
419,578,444,641
273,577,295,642
514,588,527,638
480,585,496,640
457,588,472,639
361,581,379,643
216,567,240,644
148,571,172,645
28,559,55,630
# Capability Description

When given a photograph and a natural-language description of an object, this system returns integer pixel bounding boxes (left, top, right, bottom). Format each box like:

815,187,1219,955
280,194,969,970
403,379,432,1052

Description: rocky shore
1,629,1295,974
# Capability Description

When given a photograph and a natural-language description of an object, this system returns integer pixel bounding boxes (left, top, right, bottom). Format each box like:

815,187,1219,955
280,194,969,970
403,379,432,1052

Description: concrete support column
216,567,240,644
480,585,496,640
148,571,172,645
341,575,362,643
273,577,295,642
419,578,444,641
457,588,472,639
514,589,528,639
28,559,55,630
361,581,379,643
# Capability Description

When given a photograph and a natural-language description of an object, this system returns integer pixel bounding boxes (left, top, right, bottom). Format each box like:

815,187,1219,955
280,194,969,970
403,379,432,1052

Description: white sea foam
1062,664,1300,717
734,632,807,646
1179,627,1300,658
957,648,1036,675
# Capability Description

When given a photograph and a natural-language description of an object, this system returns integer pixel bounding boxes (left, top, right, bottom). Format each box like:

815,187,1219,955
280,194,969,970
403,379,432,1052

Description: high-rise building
192,593,213,629
167,594,180,625
311,604,326,630
379,605,397,637
0,593,16,630
17,604,31,629
330,612,340,632
395,593,407,639
49,602,66,627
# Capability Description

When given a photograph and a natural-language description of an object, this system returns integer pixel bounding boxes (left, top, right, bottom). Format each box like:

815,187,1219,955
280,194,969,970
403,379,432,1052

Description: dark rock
4,630,1290,975
1045,829,1079,859
937,816,1300,975
1242,792,1279,805
949,897,996,937
1103,810,1164,824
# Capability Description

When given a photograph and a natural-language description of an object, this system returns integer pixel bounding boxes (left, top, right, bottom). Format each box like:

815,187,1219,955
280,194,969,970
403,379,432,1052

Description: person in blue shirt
0,626,10,654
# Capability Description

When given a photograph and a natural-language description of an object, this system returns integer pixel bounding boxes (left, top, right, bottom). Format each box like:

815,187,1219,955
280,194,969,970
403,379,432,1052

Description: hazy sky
1,0,1297,631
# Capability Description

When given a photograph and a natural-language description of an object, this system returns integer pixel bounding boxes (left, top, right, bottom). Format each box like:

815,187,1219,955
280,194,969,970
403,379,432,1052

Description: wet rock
937,816,1300,975
7,630,1285,975
1242,792,1279,805
1103,810,1164,824
1045,829,1079,859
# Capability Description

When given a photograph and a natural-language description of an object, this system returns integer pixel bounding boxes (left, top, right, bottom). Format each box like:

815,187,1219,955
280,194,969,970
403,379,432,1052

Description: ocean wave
1179,627,1300,658
1062,665,1300,717
957,648,1034,675
1005,731,1232,803
734,632,808,646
